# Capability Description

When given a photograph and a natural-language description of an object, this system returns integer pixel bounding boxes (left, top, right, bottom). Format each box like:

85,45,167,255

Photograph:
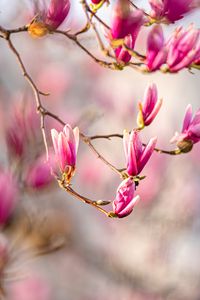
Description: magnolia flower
166,25,200,72
108,0,144,63
137,83,162,128
0,170,18,226
112,178,140,218
171,104,200,152
28,0,70,37
25,155,54,189
149,0,197,23
145,25,167,71
123,130,157,176
51,124,79,181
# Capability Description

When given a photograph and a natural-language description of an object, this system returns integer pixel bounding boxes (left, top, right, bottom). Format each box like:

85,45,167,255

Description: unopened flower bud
177,140,193,153
112,178,140,218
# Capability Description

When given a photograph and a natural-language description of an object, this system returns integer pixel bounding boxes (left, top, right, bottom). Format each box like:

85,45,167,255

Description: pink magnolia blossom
113,178,140,218
25,155,54,189
51,124,79,181
123,130,157,176
145,25,167,71
137,83,162,128
0,170,18,226
149,0,197,23
28,0,70,37
108,0,144,63
171,105,200,150
166,25,200,72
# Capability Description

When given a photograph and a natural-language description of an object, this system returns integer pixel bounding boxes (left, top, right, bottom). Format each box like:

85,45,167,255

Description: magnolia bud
177,140,193,153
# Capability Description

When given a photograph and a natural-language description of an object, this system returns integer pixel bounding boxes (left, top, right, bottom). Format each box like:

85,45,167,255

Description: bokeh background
0,1,200,299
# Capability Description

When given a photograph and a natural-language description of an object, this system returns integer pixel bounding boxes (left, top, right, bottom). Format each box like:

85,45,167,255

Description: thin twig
80,133,123,176
89,133,181,155
5,36,49,160
81,0,110,30
128,0,150,18
62,185,111,217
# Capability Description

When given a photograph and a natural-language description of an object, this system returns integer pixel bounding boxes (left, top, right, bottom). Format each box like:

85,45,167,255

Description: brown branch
54,29,121,70
61,184,111,217
5,36,49,160
89,133,182,155
128,0,150,18
81,0,110,30
80,133,123,176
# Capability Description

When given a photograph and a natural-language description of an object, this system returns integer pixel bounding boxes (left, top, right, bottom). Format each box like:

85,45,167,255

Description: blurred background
0,1,200,299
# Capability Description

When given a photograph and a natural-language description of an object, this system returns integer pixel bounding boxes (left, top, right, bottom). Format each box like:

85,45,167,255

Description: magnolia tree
0,0,200,299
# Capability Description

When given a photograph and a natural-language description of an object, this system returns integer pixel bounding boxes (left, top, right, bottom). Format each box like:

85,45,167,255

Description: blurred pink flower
51,124,79,181
6,124,24,157
146,25,167,71
149,0,197,23
0,170,18,226
166,25,200,72
137,83,162,128
6,99,40,158
8,275,50,300
113,178,140,218
108,0,144,63
123,130,157,176
171,104,200,150
28,0,70,37
25,155,54,189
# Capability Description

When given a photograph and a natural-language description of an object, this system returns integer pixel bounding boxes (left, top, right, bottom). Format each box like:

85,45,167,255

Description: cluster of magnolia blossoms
49,83,200,218
146,24,200,72
149,0,199,23
25,0,200,73
108,0,200,70
50,125,156,218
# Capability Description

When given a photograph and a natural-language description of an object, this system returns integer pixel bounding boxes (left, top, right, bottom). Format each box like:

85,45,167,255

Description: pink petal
123,130,130,162
144,98,162,126
138,137,157,173
73,127,80,155
51,129,59,156
182,104,193,132
127,131,139,176
117,195,140,218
